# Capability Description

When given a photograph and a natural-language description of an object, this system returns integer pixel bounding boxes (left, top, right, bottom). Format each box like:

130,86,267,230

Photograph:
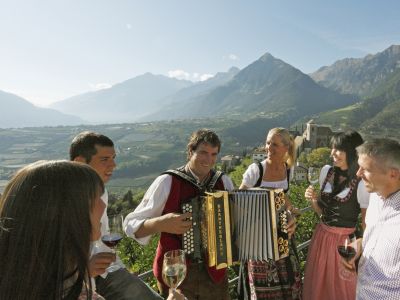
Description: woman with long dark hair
303,130,369,300
0,160,105,299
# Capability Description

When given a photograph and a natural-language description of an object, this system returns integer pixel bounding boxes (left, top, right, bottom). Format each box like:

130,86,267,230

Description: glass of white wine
308,167,320,186
162,249,187,292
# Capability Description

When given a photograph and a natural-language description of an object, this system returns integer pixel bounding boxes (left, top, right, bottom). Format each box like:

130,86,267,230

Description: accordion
181,189,290,270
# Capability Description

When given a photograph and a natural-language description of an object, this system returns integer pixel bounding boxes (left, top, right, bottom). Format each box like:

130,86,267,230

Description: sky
0,0,399,107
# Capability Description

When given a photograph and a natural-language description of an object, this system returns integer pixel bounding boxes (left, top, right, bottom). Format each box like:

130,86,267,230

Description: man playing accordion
124,129,234,300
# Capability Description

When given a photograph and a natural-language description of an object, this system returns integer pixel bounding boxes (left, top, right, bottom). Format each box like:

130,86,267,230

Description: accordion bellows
182,189,290,270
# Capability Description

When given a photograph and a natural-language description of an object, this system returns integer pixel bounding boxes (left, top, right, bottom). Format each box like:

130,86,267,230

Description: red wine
101,233,123,248
337,245,356,261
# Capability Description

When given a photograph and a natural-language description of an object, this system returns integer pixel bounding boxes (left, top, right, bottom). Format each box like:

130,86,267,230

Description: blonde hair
267,127,296,167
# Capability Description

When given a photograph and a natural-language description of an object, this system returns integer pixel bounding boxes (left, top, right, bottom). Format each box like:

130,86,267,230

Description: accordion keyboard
182,202,195,254
181,198,202,261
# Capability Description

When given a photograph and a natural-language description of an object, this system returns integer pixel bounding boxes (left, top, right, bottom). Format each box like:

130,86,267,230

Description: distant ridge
50,73,193,123
312,67,400,139
0,90,83,128
3,45,399,131
144,52,355,121
310,44,400,97
140,67,240,121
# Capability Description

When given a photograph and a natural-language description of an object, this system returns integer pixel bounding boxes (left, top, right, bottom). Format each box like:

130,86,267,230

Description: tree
298,147,331,168
123,189,134,207
307,147,331,167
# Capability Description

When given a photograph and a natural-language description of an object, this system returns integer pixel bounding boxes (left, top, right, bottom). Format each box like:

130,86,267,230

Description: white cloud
229,54,239,60
200,74,213,81
167,69,214,82
168,69,191,80
223,53,239,61
126,23,132,30
89,83,112,91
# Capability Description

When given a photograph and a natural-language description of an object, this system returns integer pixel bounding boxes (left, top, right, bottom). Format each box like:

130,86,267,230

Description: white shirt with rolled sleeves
356,190,400,300
123,172,235,244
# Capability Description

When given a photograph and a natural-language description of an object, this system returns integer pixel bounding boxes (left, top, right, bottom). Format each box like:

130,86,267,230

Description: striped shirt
356,190,400,299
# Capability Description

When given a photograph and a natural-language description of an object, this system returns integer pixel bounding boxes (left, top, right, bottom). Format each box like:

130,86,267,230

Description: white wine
308,167,320,185
162,263,187,288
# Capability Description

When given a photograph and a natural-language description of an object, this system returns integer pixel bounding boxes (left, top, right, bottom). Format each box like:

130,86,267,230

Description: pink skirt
303,223,356,300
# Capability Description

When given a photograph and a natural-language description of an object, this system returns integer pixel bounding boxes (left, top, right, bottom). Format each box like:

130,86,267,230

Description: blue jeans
96,268,162,300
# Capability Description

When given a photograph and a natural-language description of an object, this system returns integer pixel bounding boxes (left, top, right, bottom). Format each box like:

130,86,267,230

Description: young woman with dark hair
303,130,370,300
0,160,105,299
0,160,185,300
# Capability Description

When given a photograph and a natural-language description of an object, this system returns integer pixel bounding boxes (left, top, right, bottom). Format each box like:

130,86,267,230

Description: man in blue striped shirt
345,138,400,299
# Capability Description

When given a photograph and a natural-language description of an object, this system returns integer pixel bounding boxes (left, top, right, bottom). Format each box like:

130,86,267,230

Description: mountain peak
259,52,275,62
383,44,400,56
228,66,240,73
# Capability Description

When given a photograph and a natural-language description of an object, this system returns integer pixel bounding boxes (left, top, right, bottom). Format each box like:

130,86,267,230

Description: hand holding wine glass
338,236,358,280
308,167,320,186
304,167,320,203
101,214,124,272
162,250,187,292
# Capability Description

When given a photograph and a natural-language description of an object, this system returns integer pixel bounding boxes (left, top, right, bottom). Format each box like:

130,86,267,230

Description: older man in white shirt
343,138,400,300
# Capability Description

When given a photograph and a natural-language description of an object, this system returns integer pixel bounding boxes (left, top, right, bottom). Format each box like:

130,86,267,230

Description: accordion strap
163,166,224,192
163,168,200,189
207,170,223,191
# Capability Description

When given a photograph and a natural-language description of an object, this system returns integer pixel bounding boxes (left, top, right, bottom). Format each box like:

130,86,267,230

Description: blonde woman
238,128,302,300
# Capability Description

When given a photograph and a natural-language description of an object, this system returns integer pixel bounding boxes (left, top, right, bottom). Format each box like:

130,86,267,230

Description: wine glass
162,250,187,292
101,214,124,272
308,167,320,186
337,236,357,280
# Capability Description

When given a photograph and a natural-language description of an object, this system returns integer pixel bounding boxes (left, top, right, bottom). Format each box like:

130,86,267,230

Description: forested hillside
311,45,400,97
308,68,400,138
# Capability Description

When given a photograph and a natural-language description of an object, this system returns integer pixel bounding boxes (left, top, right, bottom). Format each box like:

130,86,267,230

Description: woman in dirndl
238,127,302,300
303,130,369,300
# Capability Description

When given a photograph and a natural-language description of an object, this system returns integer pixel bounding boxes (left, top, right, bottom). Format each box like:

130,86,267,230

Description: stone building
296,119,340,157
220,155,240,169
293,162,308,182
252,147,267,162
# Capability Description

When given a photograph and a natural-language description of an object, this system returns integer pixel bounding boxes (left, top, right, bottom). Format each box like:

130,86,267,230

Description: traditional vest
153,167,227,290
318,167,361,228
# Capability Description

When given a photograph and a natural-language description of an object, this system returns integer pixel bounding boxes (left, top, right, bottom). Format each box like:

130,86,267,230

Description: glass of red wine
101,214,124,272
337,236,357,280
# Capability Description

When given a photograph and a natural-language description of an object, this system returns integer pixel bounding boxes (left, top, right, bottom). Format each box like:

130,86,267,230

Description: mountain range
1,44,399,134
311,66,400,138
310,45,400,97
50,73,193,123
0,90,82,128
144,53,355,121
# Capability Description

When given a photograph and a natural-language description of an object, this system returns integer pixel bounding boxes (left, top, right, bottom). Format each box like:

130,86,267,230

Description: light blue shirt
356,190,400,299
